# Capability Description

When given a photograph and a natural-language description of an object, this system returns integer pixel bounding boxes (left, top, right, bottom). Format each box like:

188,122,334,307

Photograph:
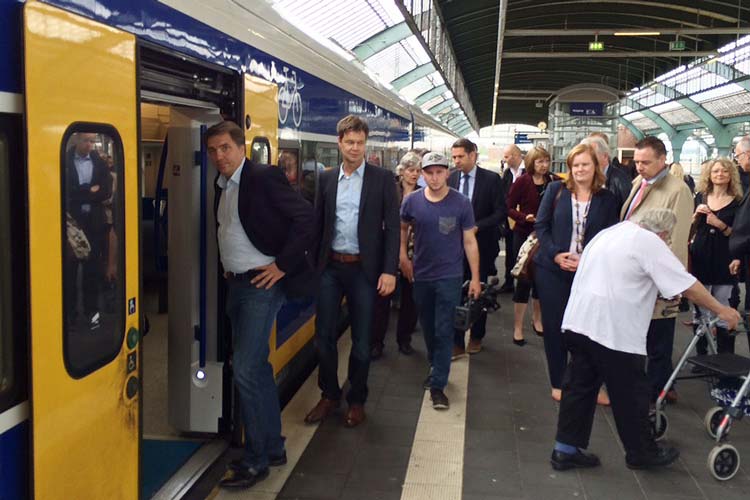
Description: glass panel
251,138,271,164
315,142,340,170
278,148,300,189
0,133,11,396
62,128,125,377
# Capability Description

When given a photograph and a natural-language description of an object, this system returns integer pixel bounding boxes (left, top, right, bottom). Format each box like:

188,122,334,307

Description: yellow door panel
24,2,139,499
244,74,279,163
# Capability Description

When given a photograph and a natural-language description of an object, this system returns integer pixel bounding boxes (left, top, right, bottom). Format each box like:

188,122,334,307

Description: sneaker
430,389,449,410
626,446,680,470
451,346,465,360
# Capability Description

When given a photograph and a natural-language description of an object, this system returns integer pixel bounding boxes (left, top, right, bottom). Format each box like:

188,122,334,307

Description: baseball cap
421,152,449,169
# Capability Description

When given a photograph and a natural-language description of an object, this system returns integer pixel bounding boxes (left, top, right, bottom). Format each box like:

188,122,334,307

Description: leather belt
330,252,361,264
224,269,263,281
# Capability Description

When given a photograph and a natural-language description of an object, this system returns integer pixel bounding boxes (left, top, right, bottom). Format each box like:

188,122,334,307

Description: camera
454,277,502,331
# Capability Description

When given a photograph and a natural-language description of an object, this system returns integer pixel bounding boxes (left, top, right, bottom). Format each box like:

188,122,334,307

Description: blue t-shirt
401,188,476,281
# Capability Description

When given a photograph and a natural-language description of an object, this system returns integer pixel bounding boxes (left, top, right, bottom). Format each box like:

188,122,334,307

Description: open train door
23,2,140,499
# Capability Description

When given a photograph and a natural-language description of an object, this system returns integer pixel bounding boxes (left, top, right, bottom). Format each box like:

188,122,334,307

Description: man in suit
449,138,506,356
207,121,314,490
582,135,631,209
621,136,693,403
64,132,113,330
500,144,525,293
305,115,400,427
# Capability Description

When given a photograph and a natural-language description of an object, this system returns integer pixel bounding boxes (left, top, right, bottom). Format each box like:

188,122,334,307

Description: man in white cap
400,152,481,410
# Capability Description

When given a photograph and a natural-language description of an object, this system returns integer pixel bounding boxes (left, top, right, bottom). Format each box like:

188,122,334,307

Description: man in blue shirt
305,115,400,427
401,152,481,409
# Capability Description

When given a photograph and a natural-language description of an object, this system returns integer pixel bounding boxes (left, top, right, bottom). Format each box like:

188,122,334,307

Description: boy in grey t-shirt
400,152,481,410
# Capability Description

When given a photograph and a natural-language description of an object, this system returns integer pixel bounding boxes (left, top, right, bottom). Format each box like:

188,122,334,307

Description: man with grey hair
582,135,631,208
729,136,750,258
550,208,740,472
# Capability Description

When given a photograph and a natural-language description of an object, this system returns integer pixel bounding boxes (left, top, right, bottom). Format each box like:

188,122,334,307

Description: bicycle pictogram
278,66,303,128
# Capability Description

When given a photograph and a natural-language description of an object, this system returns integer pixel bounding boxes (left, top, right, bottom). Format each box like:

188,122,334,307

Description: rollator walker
651,314,750,481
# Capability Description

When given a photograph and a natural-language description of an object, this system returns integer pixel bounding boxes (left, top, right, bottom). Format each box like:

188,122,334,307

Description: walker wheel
650,412,669,441
708,444,740,481
704,407,725,440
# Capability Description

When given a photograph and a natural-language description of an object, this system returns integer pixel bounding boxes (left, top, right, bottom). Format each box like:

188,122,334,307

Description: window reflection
63,129,125,377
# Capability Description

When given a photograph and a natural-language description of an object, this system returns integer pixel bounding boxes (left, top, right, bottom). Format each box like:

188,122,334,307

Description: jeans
226,279,286,470
315,262,376,405
414,277,463,390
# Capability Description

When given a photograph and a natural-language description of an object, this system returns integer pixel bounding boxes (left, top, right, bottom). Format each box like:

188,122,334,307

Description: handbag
511,232,539,281
66,213,91,260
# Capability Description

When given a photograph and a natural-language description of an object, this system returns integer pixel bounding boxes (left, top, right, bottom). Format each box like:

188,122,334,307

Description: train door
244,74,279,164
23,2,139,499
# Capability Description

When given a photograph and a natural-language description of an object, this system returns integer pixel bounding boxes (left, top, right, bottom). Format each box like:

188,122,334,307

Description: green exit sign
670,40,686,51
589,41,604,51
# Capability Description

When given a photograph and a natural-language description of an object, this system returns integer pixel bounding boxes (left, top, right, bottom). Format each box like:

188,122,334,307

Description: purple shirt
401,188,476,281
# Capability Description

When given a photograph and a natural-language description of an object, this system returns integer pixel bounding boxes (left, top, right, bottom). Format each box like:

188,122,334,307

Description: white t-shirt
561,221,696,355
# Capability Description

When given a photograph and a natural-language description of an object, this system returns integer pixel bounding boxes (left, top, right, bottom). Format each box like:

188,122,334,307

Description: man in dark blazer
583,134,631,209
207,121,313,490
305,115,400,428
449,138,506,355
64,133,113,330
500,145,525,292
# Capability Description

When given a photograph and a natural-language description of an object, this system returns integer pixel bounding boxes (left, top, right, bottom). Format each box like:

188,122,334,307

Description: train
0,0,457,498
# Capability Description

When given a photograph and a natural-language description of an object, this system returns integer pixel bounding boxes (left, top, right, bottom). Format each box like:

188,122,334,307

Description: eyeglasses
733,150,749,161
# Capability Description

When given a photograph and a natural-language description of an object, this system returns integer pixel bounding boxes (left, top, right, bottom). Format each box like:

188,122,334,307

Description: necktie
462,173,470,197
626,179,649,220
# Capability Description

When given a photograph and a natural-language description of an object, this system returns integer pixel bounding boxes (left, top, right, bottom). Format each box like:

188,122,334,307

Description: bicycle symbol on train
278,66,303,128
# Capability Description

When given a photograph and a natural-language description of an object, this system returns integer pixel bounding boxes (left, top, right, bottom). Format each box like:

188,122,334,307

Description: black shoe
430,389,450,410
626,446,680,470
370,345,383,360
498,281,515,294
398,343,415,355
550,449,601,471
219,467,269,489
229,451,287,471
512,337,527,346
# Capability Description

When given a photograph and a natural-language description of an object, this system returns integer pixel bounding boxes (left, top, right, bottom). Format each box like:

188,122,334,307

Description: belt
330,252,361,264
224,269,263,281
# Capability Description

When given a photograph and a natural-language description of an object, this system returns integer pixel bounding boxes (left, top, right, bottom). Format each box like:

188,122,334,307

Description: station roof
437,0,750,127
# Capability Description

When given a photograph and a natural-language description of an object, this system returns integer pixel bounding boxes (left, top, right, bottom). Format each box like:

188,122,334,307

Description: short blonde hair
670,162,685,178
697,157,743,201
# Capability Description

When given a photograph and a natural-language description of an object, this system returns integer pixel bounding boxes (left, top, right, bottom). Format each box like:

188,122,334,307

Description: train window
61,126,126,378
251,137,271,164
0,132,12,398
278,149,300,189
315,142,339,170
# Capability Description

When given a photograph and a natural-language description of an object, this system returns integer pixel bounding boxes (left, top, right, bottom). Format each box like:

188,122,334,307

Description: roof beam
490,0,510,129
505,28,750,36
390,63,435,90
650,82,723,132
619,117,645,141
624,98,676,136
428,98,456,115
414,84,448,106
702,60,750,92
504,51,717,58
352,21,413,60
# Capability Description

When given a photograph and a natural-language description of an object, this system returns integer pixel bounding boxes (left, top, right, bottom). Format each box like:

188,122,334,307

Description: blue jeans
414,277,463,390
315,262,376,404
226,279,286,469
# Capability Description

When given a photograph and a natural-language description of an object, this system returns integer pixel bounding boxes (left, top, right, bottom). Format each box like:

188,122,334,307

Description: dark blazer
65,148,112,241
314,163,400,283
605,162,632,209
506,172,558,239
216,159,315,294
533,181,620,272
449,166,506,270
730,191,750,258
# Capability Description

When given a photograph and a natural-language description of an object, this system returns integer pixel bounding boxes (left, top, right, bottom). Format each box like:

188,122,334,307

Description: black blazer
533,181,619,272
216,159,314,287
605,163,632,210
730,191,750,258
449,166,506,269
314,163,400,283
65,148,112,239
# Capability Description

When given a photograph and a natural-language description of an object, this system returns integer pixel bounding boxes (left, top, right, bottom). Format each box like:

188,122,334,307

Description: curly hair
697,157,743,201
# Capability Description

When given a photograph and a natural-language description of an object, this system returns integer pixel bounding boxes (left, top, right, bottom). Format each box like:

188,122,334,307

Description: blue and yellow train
0,0,455,498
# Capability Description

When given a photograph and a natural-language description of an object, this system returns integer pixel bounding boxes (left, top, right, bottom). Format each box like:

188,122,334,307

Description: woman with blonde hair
670,161,696,193
690,157,743,355
533,144,619,401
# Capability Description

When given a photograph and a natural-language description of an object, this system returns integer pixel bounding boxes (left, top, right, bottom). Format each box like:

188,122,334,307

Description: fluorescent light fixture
614,31,661,36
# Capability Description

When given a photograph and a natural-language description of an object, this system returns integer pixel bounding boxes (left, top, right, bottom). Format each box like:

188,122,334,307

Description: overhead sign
669,40,686,51
588,41,604,51
514,133,532,144
569,102,604,116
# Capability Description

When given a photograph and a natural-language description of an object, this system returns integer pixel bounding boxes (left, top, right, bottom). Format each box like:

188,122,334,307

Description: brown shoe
344,404,366,428
451,345,466,361
467,339,482,354
304,398,340,424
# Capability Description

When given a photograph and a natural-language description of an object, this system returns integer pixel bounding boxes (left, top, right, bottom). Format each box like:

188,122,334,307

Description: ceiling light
614,31,661,36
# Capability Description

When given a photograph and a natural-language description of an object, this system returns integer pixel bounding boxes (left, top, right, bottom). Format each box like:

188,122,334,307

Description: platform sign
514,133,532,145
569,102,604,116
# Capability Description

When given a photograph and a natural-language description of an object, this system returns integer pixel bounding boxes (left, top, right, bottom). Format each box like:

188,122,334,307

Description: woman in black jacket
533,144,619,401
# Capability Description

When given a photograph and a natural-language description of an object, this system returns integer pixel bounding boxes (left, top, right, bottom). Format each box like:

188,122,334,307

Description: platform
204,293,750,500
